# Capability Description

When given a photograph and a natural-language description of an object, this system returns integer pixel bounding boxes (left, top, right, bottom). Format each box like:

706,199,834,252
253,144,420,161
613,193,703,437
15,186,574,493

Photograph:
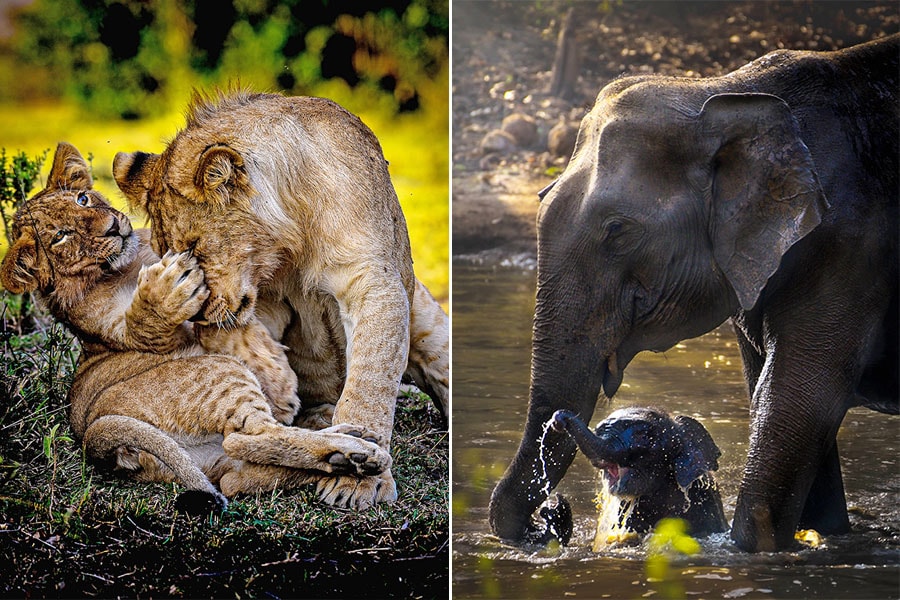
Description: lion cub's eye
76,192,90,206
51,230,70,245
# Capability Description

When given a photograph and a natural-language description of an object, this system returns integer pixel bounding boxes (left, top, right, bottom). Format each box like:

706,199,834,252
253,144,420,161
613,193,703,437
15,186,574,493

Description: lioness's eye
76,192,90,206
51,230,69,245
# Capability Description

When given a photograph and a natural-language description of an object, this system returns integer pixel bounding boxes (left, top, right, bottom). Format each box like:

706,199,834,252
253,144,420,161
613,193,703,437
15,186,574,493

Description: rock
480,129,518,154
547,121,578,159
501,113,539,147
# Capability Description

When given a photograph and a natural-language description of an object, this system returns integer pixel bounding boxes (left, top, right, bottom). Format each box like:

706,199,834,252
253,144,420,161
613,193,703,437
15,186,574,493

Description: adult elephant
489,34,898,552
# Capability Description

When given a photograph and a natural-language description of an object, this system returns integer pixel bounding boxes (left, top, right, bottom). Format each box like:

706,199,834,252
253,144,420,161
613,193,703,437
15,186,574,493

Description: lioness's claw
316,469,398,509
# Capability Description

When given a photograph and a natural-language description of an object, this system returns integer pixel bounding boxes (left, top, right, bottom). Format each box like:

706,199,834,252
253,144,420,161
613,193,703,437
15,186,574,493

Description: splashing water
537,419,554,502
592,477,639,551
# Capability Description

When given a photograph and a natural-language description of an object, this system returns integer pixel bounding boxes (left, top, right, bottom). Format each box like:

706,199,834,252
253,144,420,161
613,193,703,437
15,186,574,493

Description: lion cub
0,142,391,510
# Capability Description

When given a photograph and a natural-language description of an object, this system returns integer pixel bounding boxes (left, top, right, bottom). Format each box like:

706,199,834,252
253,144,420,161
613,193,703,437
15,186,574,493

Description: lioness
1,142,392,511
114,90,450,507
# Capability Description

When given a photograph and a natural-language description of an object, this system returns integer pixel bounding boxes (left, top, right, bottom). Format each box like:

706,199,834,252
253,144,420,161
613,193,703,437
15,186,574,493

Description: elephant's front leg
731,352,851,552
799,441,850,534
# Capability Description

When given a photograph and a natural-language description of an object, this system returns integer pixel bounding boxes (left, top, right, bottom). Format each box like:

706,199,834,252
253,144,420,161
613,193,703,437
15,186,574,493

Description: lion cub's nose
105,219,120,237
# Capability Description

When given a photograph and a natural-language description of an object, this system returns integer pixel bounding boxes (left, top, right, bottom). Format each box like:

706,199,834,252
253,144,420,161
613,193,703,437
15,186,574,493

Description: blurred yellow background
0,0,448,304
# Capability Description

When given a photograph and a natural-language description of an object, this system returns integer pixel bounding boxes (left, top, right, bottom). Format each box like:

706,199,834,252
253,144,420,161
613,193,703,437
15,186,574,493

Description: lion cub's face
0,143,136,304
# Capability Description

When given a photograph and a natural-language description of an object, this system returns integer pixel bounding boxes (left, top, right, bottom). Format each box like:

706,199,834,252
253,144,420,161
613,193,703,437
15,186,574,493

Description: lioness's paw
138,251,208,323
221,429,390,476
316,469,398,510
318,423,387,449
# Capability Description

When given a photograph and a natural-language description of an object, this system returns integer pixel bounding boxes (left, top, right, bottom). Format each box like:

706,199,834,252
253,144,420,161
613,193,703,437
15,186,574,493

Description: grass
0,304,449,596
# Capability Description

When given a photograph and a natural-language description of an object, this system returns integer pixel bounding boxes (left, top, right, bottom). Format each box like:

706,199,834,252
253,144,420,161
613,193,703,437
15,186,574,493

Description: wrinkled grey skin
490,34,899,552
551,408,727,537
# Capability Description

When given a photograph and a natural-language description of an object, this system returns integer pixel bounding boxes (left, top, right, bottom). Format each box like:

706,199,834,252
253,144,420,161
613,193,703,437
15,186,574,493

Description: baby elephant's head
551,407,721,499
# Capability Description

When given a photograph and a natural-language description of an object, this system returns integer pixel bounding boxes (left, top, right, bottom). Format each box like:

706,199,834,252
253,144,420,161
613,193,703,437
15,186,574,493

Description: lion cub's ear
194,144,251,206
113,151,160,214
46,142,93,191
0,234,40,294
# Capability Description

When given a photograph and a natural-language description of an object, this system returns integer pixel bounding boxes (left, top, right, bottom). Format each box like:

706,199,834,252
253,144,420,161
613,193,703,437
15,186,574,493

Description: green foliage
8,0,449,119
645,518,701,599
0,148,48,247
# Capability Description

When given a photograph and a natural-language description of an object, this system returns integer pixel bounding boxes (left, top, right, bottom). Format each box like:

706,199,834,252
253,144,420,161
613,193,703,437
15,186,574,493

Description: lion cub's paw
316,469,398,510
138,251,209,323
174,489,228,515
318,428,391,477
294,403,335,430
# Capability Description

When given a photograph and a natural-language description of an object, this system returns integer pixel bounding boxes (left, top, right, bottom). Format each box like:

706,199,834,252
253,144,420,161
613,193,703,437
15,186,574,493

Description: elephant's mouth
603,352,625,398
599,461,628,494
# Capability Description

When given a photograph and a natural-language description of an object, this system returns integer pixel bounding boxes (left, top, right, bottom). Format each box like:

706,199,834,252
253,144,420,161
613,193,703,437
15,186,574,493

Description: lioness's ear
0,235,40,294
47,142,93,191
195,144,250,206
113,151,160,214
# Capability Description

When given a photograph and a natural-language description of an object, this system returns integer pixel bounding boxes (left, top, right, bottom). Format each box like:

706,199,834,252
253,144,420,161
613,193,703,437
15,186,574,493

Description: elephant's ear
700,93,829,311
672,415,721,490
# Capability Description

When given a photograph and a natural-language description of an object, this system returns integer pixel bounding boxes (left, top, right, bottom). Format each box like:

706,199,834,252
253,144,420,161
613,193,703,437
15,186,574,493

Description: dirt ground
451,0,898,255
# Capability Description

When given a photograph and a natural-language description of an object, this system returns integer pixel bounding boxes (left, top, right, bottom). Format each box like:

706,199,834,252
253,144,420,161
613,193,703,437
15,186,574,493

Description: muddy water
451,261,900,599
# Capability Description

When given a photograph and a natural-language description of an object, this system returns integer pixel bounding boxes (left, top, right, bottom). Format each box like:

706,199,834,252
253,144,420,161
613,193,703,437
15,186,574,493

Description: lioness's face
1,143,137,296
114,145,281,326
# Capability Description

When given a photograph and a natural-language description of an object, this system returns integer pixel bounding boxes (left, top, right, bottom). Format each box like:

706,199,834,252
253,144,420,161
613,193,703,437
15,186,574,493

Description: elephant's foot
532,493,573,546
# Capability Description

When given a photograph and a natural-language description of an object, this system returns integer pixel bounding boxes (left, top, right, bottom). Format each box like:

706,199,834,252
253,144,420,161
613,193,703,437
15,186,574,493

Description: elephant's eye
605,220,623,237
76,192,90,206
599,216,643,255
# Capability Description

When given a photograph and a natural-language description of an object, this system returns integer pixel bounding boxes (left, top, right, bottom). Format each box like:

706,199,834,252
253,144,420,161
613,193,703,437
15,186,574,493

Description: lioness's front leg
319,269,410,506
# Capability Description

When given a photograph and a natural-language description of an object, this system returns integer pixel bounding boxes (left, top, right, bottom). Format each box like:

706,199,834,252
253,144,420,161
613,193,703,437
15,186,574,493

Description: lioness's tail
406,277,449,425
82,415,227,511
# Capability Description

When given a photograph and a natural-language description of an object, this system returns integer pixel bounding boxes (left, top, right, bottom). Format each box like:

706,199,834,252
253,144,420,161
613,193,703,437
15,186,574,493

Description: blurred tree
9,0,448,118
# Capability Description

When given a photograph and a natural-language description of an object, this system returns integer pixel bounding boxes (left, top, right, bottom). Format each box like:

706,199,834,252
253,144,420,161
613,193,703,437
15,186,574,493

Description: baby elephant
551,407,728,537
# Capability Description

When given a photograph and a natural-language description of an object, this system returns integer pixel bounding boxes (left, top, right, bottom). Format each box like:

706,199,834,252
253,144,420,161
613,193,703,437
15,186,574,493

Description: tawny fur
0,142,393,510
113,90,449,507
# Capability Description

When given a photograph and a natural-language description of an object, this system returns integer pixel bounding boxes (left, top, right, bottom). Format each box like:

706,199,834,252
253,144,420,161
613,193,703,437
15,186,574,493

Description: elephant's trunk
550,410,617,467
489,312,611,543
